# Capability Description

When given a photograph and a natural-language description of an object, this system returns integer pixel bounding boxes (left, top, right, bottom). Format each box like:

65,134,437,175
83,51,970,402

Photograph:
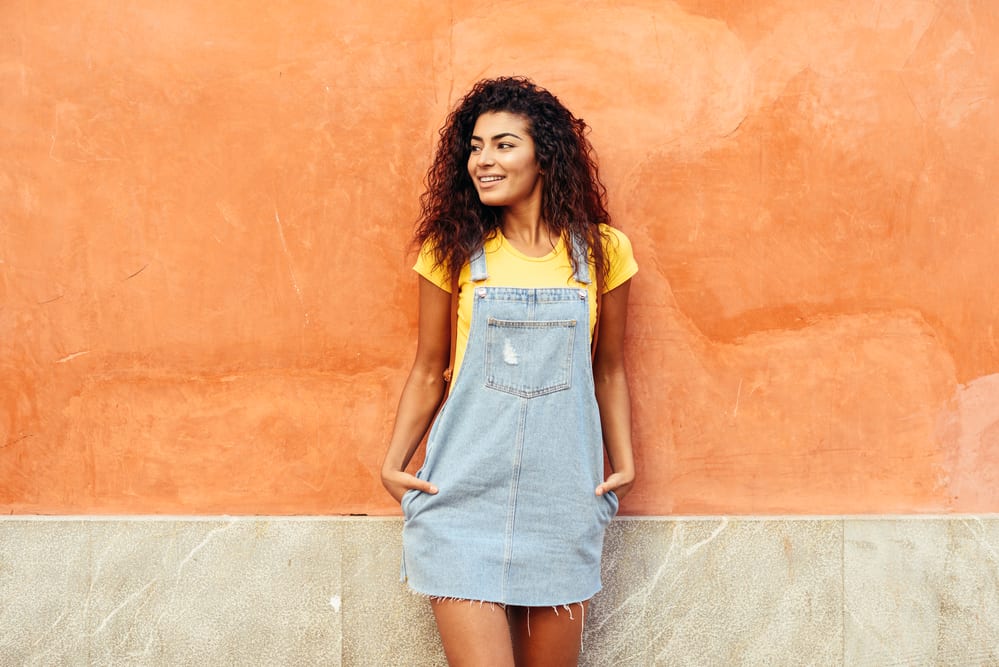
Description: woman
381,76,637,666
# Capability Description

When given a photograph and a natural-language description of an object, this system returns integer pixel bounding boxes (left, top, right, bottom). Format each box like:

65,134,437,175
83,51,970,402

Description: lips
478,175,504,183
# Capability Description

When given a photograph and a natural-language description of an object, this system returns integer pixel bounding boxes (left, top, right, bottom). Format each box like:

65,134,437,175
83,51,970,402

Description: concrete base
1,517,997,665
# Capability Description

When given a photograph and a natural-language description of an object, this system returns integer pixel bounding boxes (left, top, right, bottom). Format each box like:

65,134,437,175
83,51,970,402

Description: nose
476,146,495,166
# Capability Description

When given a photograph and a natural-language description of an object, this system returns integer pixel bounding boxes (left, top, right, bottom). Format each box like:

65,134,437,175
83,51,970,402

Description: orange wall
3,1,998,515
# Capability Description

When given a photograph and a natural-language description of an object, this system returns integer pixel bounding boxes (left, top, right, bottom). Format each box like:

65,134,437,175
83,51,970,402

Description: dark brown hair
415,76,611,284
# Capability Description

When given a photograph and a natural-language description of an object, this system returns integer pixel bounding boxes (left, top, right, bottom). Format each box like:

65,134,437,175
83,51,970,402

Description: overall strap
469,247,488,281
443,246,487,384
570,235,591,285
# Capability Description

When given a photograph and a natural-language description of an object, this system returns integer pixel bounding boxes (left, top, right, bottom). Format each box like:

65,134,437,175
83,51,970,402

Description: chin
476,193,506,207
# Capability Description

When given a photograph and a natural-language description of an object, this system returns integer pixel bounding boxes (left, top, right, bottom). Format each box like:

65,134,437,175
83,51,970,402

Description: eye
469,145,481,153
498,142,513,149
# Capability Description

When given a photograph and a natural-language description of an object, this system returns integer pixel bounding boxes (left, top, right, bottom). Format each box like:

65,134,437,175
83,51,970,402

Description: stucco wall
3,1,998,515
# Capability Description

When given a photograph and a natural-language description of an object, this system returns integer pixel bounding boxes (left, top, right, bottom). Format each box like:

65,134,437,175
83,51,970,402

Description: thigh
508,601,589,667
430,598,515,667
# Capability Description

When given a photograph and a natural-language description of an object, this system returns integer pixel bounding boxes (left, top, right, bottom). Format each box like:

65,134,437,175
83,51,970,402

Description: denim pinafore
401,237,619,606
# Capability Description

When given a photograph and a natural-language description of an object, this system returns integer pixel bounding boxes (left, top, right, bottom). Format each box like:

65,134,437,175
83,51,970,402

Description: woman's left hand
595,470,635,501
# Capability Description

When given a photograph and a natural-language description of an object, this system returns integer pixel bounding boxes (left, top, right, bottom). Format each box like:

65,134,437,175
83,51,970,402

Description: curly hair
415,76,611,285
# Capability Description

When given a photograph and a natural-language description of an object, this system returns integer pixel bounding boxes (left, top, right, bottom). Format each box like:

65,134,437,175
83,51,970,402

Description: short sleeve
602,226,638,293
413,241,451,292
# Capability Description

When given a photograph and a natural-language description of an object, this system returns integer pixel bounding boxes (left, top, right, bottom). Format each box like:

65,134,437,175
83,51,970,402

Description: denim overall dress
401,237,619,606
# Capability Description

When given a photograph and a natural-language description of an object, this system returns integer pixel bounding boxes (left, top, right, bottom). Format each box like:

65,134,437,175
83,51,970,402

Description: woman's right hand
381,467,439,504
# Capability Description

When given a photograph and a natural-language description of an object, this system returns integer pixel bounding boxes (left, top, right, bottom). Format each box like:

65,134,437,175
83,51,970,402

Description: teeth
480,176,503,182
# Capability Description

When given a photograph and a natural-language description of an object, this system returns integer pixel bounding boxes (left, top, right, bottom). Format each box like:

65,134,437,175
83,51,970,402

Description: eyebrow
470,132,524,142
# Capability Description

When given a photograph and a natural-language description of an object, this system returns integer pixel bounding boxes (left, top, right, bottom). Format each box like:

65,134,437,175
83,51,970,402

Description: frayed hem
404,586,589,617
405,588,507,610
552,602,582,621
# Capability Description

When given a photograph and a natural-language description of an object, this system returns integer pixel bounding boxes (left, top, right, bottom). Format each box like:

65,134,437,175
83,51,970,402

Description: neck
502,213,544,242
501,208,557,257
501,187,544,236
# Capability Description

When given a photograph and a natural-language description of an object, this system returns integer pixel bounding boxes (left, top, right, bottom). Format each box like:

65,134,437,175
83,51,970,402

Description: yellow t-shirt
414,224,638,385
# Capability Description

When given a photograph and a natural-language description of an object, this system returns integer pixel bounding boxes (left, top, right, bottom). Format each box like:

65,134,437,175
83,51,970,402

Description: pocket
400,488,421,519
600,490,620,523
484,317,576,398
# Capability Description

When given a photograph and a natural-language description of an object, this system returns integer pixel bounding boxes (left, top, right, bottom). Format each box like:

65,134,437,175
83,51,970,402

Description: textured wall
2,1,998,514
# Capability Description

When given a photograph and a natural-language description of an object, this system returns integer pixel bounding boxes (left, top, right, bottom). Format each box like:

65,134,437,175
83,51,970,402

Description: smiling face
467,111,543,212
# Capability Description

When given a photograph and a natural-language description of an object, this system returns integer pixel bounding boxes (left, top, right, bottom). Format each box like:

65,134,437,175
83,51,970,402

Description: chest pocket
485,317,576,398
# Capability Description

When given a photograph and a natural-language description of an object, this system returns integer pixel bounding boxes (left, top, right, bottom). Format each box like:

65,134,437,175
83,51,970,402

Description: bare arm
592,279,636,499
380,276,452,503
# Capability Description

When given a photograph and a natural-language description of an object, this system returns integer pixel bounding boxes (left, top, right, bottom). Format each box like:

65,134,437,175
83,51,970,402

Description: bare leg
508,601,588,667
431,598,515,667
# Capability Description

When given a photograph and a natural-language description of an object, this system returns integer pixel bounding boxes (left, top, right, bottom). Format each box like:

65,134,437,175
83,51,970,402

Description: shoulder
599,224,633,253
598,224,638,292
413,240,451,292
